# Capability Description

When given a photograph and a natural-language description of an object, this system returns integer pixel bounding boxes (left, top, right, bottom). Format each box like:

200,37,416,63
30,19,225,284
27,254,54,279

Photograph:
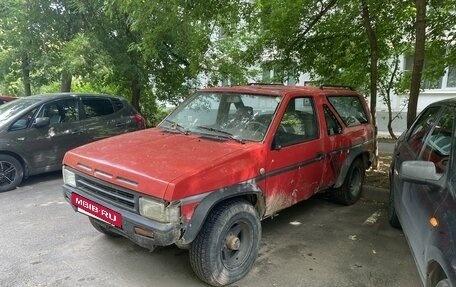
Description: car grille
76,176,137,212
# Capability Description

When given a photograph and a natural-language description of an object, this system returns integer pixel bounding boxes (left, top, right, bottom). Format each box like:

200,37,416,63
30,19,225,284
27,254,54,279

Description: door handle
71,129,83,134
316,152,324,160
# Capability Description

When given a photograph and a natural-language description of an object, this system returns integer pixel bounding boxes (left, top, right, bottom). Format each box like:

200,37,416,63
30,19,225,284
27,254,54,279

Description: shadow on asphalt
19,170,62,188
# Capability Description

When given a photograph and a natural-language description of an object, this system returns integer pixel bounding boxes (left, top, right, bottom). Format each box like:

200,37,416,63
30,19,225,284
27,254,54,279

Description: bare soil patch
365,154,392,190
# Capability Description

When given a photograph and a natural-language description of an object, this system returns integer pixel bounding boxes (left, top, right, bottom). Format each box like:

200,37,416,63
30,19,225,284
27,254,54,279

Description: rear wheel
0,154,23,192
89,217,120,237
332,159,364,205
189,199,261,286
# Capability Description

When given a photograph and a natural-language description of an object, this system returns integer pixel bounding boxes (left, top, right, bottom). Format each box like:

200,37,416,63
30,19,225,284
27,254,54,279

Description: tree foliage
0,0,454,127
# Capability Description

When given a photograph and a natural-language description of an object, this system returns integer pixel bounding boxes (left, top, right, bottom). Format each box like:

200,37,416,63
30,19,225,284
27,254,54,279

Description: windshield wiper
162,119,190,135
196,125,244,143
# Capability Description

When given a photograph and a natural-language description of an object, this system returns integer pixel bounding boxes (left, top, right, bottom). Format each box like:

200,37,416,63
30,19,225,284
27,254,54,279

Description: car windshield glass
159,92,281,142
0,98,41,122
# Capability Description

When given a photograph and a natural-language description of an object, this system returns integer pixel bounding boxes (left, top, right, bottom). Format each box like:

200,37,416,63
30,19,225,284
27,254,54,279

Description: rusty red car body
63,84,374,286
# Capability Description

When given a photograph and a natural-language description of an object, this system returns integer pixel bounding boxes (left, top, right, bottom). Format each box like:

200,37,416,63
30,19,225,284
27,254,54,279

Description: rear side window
324,105,342,135
82,98,114,119
327,96,368,127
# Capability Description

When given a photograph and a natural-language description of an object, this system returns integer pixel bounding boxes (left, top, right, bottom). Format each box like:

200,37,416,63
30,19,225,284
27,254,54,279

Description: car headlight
139,197,180,223
63,167,76,187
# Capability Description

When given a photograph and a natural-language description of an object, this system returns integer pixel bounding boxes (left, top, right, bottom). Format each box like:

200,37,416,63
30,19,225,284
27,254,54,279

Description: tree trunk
361,0,379,169
386,57,399,140
131,78,141,113
60,71,72,92
407,0,426,128
387,111,397,140
21,52,32,97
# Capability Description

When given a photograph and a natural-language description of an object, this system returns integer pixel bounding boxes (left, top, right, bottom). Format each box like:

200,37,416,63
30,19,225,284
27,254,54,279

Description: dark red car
0,96,16,105
63,84,374,286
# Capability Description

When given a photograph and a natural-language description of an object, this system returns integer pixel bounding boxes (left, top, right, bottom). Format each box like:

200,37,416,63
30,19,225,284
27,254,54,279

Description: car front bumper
63,184,181,250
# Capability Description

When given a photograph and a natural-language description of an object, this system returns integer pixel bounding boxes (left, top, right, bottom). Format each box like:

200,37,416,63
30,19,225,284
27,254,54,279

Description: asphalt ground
0,170,420,287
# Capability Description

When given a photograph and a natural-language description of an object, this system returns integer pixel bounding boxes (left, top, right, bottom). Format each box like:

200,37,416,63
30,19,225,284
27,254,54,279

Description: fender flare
333,145,371,188
179,179,264,244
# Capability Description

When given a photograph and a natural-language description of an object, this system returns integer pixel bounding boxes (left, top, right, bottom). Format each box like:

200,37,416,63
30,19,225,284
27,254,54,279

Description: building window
423,78,443,89
287,75,297,86
447,66,456,88
262,68,271,82
403,55,444,89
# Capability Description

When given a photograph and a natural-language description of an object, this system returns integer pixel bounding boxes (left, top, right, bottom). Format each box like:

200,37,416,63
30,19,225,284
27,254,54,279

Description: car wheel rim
0,160,16,186
221,220,253,270
349,168,362,198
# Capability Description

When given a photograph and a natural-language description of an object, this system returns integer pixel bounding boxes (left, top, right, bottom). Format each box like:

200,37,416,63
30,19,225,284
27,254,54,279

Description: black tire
436,279,450,287
189,199,261,286
0,154,24,192
332,159,364,205
388,175,401,228
89,217,121,237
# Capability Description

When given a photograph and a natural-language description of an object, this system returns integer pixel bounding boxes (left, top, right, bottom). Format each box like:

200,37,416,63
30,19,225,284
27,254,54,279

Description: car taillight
132,114,146,129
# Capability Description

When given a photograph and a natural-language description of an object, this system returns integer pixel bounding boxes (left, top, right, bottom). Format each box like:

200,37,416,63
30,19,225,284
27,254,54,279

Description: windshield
159,92,281,142
0,98,41,122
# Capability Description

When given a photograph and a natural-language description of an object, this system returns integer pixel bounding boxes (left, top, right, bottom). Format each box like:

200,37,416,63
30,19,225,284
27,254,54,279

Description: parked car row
3,85,454,287
0,93,145,192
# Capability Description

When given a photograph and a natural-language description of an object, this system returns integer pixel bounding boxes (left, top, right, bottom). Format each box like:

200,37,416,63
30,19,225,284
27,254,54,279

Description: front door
263,97,324,216
25,98,83,170
403,108,454,270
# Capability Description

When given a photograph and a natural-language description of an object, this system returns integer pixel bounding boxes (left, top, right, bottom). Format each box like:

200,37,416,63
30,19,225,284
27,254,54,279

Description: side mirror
271,135,282,150
400,161,444,188
33,117,50,128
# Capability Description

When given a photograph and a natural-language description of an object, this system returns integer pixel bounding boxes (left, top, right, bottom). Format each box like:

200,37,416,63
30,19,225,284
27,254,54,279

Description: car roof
27,92,123,101
201,84,362,97
430,97,456,107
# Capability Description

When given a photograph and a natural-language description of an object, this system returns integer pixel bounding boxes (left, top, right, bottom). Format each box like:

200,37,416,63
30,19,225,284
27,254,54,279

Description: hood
64,128,263,201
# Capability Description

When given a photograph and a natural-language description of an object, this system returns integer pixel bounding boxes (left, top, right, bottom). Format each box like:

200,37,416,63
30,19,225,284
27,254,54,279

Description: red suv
63,84,374,286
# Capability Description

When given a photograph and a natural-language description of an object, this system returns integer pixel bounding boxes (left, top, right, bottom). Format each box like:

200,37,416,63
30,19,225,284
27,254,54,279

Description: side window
407,106,441,156
274,97,318,147
39,99,78,124
82,98,114,119
419,107,454,173
327,96,368,127
9,109,38,131
324,105,342,135
111,98,124,111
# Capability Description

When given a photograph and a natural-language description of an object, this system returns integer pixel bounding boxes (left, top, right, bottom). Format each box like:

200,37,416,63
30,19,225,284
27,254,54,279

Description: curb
362,185,389,203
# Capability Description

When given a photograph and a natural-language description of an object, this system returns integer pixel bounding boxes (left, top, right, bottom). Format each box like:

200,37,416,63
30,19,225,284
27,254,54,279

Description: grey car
0,93,145,192
389,98,456,287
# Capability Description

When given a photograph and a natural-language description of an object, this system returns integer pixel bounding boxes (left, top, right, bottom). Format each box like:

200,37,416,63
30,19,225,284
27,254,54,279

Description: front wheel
0,154,24,192
332,159,364,205
189,199,261,286
388,174,401,228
